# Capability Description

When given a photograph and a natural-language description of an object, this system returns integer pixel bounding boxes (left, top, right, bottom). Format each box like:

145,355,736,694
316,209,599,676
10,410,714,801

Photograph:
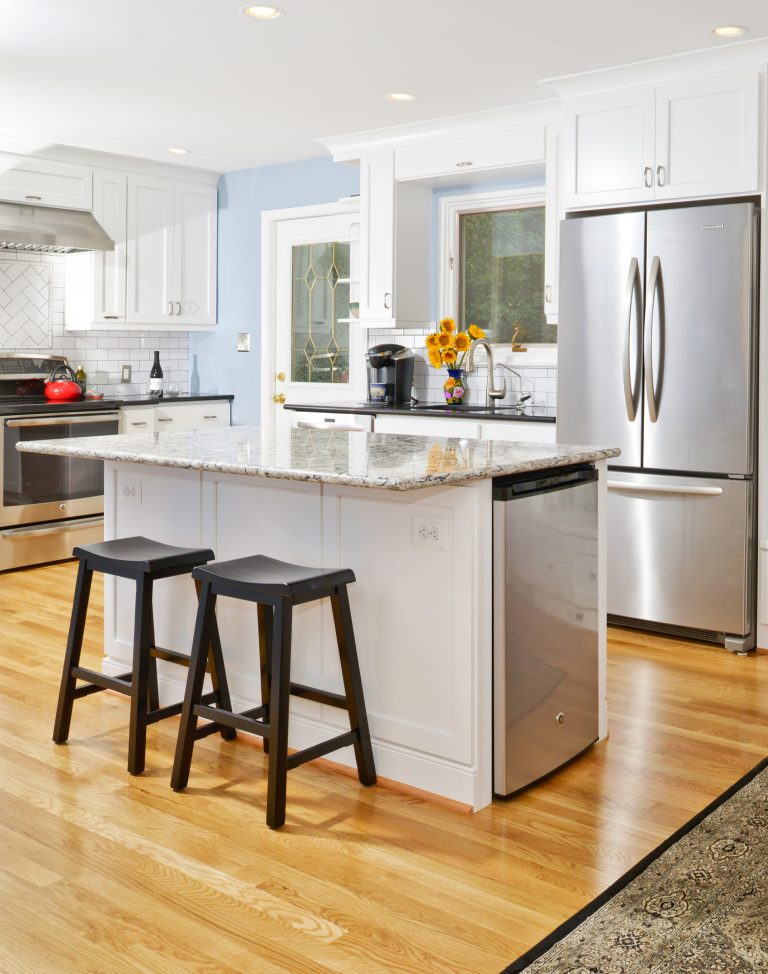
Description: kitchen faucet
465,339,506,406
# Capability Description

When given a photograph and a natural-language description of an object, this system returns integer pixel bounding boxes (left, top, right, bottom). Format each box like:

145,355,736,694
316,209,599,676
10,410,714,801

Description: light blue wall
189,156,359,425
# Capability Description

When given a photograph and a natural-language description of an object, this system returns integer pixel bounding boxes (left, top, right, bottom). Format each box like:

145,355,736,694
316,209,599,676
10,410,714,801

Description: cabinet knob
273,393,286,404
643,166,653,188
656,165,666,187
276,371,286,382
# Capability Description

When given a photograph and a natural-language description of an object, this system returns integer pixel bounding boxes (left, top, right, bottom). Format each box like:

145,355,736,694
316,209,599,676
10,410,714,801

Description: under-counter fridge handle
622,257,642,421
643,255,664,423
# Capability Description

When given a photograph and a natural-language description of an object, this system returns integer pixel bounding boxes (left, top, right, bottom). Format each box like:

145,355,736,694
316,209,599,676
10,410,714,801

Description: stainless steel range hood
0,201,114,254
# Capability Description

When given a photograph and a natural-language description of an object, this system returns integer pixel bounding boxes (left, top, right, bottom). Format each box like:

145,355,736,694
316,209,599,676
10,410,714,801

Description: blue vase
443,368,466,405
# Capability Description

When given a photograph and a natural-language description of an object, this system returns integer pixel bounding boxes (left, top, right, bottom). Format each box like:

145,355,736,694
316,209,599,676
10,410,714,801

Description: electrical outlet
411,515,448,551
120,364,132,383
118,478,141,506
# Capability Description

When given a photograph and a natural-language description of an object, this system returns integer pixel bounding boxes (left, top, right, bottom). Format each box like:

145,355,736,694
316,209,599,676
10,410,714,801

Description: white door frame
260,200,359,428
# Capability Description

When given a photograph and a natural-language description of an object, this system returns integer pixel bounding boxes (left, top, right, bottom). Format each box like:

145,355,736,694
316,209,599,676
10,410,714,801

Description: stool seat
74,536,214,577
194,554,355,599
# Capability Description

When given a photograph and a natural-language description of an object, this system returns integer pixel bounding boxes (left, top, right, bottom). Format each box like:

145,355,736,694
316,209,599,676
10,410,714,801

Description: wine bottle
149,351,163,399
74,364,86,394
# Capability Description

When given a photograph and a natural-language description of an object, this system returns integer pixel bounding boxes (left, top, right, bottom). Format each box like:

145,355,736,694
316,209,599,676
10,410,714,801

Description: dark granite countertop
284,400,556,423
121,394,234,406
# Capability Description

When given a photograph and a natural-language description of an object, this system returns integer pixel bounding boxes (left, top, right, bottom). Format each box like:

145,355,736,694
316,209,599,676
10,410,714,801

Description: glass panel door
291,240,351,385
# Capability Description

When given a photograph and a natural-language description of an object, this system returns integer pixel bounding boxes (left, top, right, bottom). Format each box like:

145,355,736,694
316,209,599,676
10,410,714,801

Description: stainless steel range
0,353,120,571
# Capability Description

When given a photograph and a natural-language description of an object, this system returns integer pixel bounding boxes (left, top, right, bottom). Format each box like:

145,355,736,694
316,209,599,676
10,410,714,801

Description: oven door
1,411,119,527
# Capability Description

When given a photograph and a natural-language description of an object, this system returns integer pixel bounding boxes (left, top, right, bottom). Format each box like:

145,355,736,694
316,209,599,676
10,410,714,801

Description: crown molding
541,36,768,99
316,99,562,162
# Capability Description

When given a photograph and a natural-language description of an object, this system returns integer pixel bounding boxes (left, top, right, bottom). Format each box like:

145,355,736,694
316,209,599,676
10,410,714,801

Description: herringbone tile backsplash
0,259,52,348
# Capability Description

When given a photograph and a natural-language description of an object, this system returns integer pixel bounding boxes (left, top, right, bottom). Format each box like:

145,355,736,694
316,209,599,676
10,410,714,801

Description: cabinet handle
656,165,666,187
455,161,473,168
130,421,148,427
203,414,217,419
383,292,391,310
545,284,553,303
643,166,653,188
175,301,182,315
102,314,119,320
157,417,173,423
24,194,42,201
167,301,173,315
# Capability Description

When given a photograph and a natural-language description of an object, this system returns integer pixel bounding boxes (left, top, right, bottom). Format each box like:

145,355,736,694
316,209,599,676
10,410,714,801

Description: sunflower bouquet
425,318,486,404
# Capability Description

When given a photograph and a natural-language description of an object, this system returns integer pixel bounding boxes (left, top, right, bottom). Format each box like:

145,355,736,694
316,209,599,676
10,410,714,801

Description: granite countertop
283,400,556,423
17,425,618,491
120,394,234,406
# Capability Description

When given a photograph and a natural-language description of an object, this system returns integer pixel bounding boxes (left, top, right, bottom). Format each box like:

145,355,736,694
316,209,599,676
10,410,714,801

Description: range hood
0,201,114,254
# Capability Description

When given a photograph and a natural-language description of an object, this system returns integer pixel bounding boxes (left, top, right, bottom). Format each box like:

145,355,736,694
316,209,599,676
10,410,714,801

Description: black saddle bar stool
171,554,377,829
53,536,236,775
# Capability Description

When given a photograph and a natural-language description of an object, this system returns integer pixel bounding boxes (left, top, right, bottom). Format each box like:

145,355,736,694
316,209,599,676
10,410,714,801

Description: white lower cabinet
290,411,373,432
120,400,230,434
480,420,557,443
373,414,482,438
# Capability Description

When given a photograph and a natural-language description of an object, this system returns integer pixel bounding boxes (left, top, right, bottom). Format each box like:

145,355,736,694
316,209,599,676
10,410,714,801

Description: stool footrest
146,701,183,724
289,682,348,710
286,730,360,770
193,703,269,737
150,645,191,666
72,668,132,696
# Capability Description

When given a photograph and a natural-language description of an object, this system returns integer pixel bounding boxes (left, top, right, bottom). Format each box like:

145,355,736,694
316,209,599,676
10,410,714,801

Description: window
440,190,556,347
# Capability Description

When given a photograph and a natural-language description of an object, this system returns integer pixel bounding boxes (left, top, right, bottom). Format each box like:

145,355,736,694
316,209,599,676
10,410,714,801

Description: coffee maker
366,344,414,405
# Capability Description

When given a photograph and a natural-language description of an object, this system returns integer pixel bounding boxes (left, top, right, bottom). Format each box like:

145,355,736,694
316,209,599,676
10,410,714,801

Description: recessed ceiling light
167,147,189,155
711,24,748,38
386,93,415,103
242,5,284,19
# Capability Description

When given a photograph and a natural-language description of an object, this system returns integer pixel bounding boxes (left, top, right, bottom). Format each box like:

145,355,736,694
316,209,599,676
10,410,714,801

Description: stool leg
127,574,154,775
256,603,272,755
266,600,292,830
53,559,94,744
331,585,377,787
171,582,218,791
194,577,236,742
147,601,160,713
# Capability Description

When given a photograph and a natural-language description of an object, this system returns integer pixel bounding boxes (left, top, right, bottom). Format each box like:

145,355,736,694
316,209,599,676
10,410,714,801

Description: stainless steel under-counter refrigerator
558,201,758,652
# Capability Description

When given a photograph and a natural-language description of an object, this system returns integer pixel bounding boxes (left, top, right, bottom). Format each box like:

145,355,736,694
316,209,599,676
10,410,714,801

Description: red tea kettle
44,364,83,402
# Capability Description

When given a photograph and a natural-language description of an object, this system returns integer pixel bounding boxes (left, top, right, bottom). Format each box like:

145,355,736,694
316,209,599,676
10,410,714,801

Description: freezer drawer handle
643,255,665,423
608,481,723,497
622,257,642,421
1,516,104,539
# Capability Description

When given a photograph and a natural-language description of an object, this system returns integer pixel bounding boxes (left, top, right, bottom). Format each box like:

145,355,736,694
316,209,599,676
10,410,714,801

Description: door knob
276,371,286,382
272,393,286,404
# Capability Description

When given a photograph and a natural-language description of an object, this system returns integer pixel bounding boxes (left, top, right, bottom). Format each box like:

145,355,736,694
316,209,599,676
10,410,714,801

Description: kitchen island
19,426,618,810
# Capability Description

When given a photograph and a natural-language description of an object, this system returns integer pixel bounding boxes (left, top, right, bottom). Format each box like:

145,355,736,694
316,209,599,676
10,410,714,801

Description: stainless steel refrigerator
557,201,758,653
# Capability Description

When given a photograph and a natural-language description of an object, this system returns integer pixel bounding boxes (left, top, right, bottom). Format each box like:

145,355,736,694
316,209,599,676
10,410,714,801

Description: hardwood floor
1,561,767,974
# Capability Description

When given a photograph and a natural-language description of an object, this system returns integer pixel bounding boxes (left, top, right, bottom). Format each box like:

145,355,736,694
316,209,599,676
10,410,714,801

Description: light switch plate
237,332,251,352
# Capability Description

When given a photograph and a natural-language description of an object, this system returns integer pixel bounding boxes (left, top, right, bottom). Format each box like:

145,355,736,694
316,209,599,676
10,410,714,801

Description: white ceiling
2,0,768,174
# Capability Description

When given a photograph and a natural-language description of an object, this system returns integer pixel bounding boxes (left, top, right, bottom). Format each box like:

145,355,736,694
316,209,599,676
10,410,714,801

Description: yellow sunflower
439,317,455,334
437,332,453,349
468,324,486,340
425,332,440,349
454,332,471,352
442,348,457,365
427,348,443,369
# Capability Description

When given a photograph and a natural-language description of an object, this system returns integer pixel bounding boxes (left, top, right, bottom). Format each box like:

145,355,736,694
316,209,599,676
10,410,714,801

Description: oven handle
5,413,120,428
1,516,104,539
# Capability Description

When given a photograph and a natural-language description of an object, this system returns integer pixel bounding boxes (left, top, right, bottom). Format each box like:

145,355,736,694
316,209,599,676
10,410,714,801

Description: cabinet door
91,169,127,324
544,121,561,323
120,406,155,433
126,174,175,325
374,414,482,438
173,181,217,325
564,88,655,208
359,150,395,323
654,70,759,200
0,153,93,209
394,126,544,181
155,401,230,430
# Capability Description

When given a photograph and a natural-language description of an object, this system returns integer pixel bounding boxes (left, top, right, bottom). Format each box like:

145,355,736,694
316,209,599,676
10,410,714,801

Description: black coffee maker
366,344,414,405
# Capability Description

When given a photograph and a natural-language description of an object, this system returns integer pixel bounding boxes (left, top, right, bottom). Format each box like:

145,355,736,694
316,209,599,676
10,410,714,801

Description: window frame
437,187,556,366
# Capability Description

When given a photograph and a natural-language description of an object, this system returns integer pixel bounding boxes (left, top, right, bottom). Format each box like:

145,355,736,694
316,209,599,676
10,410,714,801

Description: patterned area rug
502,758,768,973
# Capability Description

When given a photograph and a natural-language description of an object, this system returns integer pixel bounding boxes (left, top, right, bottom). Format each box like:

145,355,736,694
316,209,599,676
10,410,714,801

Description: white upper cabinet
173,181,217,326
64,168,127,327
563,69,760,208
395,126,545,182
0,153,93,210
126,174,175,324
359,149,431,328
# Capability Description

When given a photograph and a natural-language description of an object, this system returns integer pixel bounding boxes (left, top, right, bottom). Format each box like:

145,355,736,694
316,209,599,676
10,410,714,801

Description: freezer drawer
607,472,752,639
493,466,599,797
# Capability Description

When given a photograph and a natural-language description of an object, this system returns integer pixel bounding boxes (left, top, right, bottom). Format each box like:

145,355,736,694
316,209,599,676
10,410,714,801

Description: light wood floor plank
1,561,767,973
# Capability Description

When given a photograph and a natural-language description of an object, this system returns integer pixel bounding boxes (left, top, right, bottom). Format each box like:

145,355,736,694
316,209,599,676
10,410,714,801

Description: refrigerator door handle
622,257,643,421
607,481,724,497
643,255,665,422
